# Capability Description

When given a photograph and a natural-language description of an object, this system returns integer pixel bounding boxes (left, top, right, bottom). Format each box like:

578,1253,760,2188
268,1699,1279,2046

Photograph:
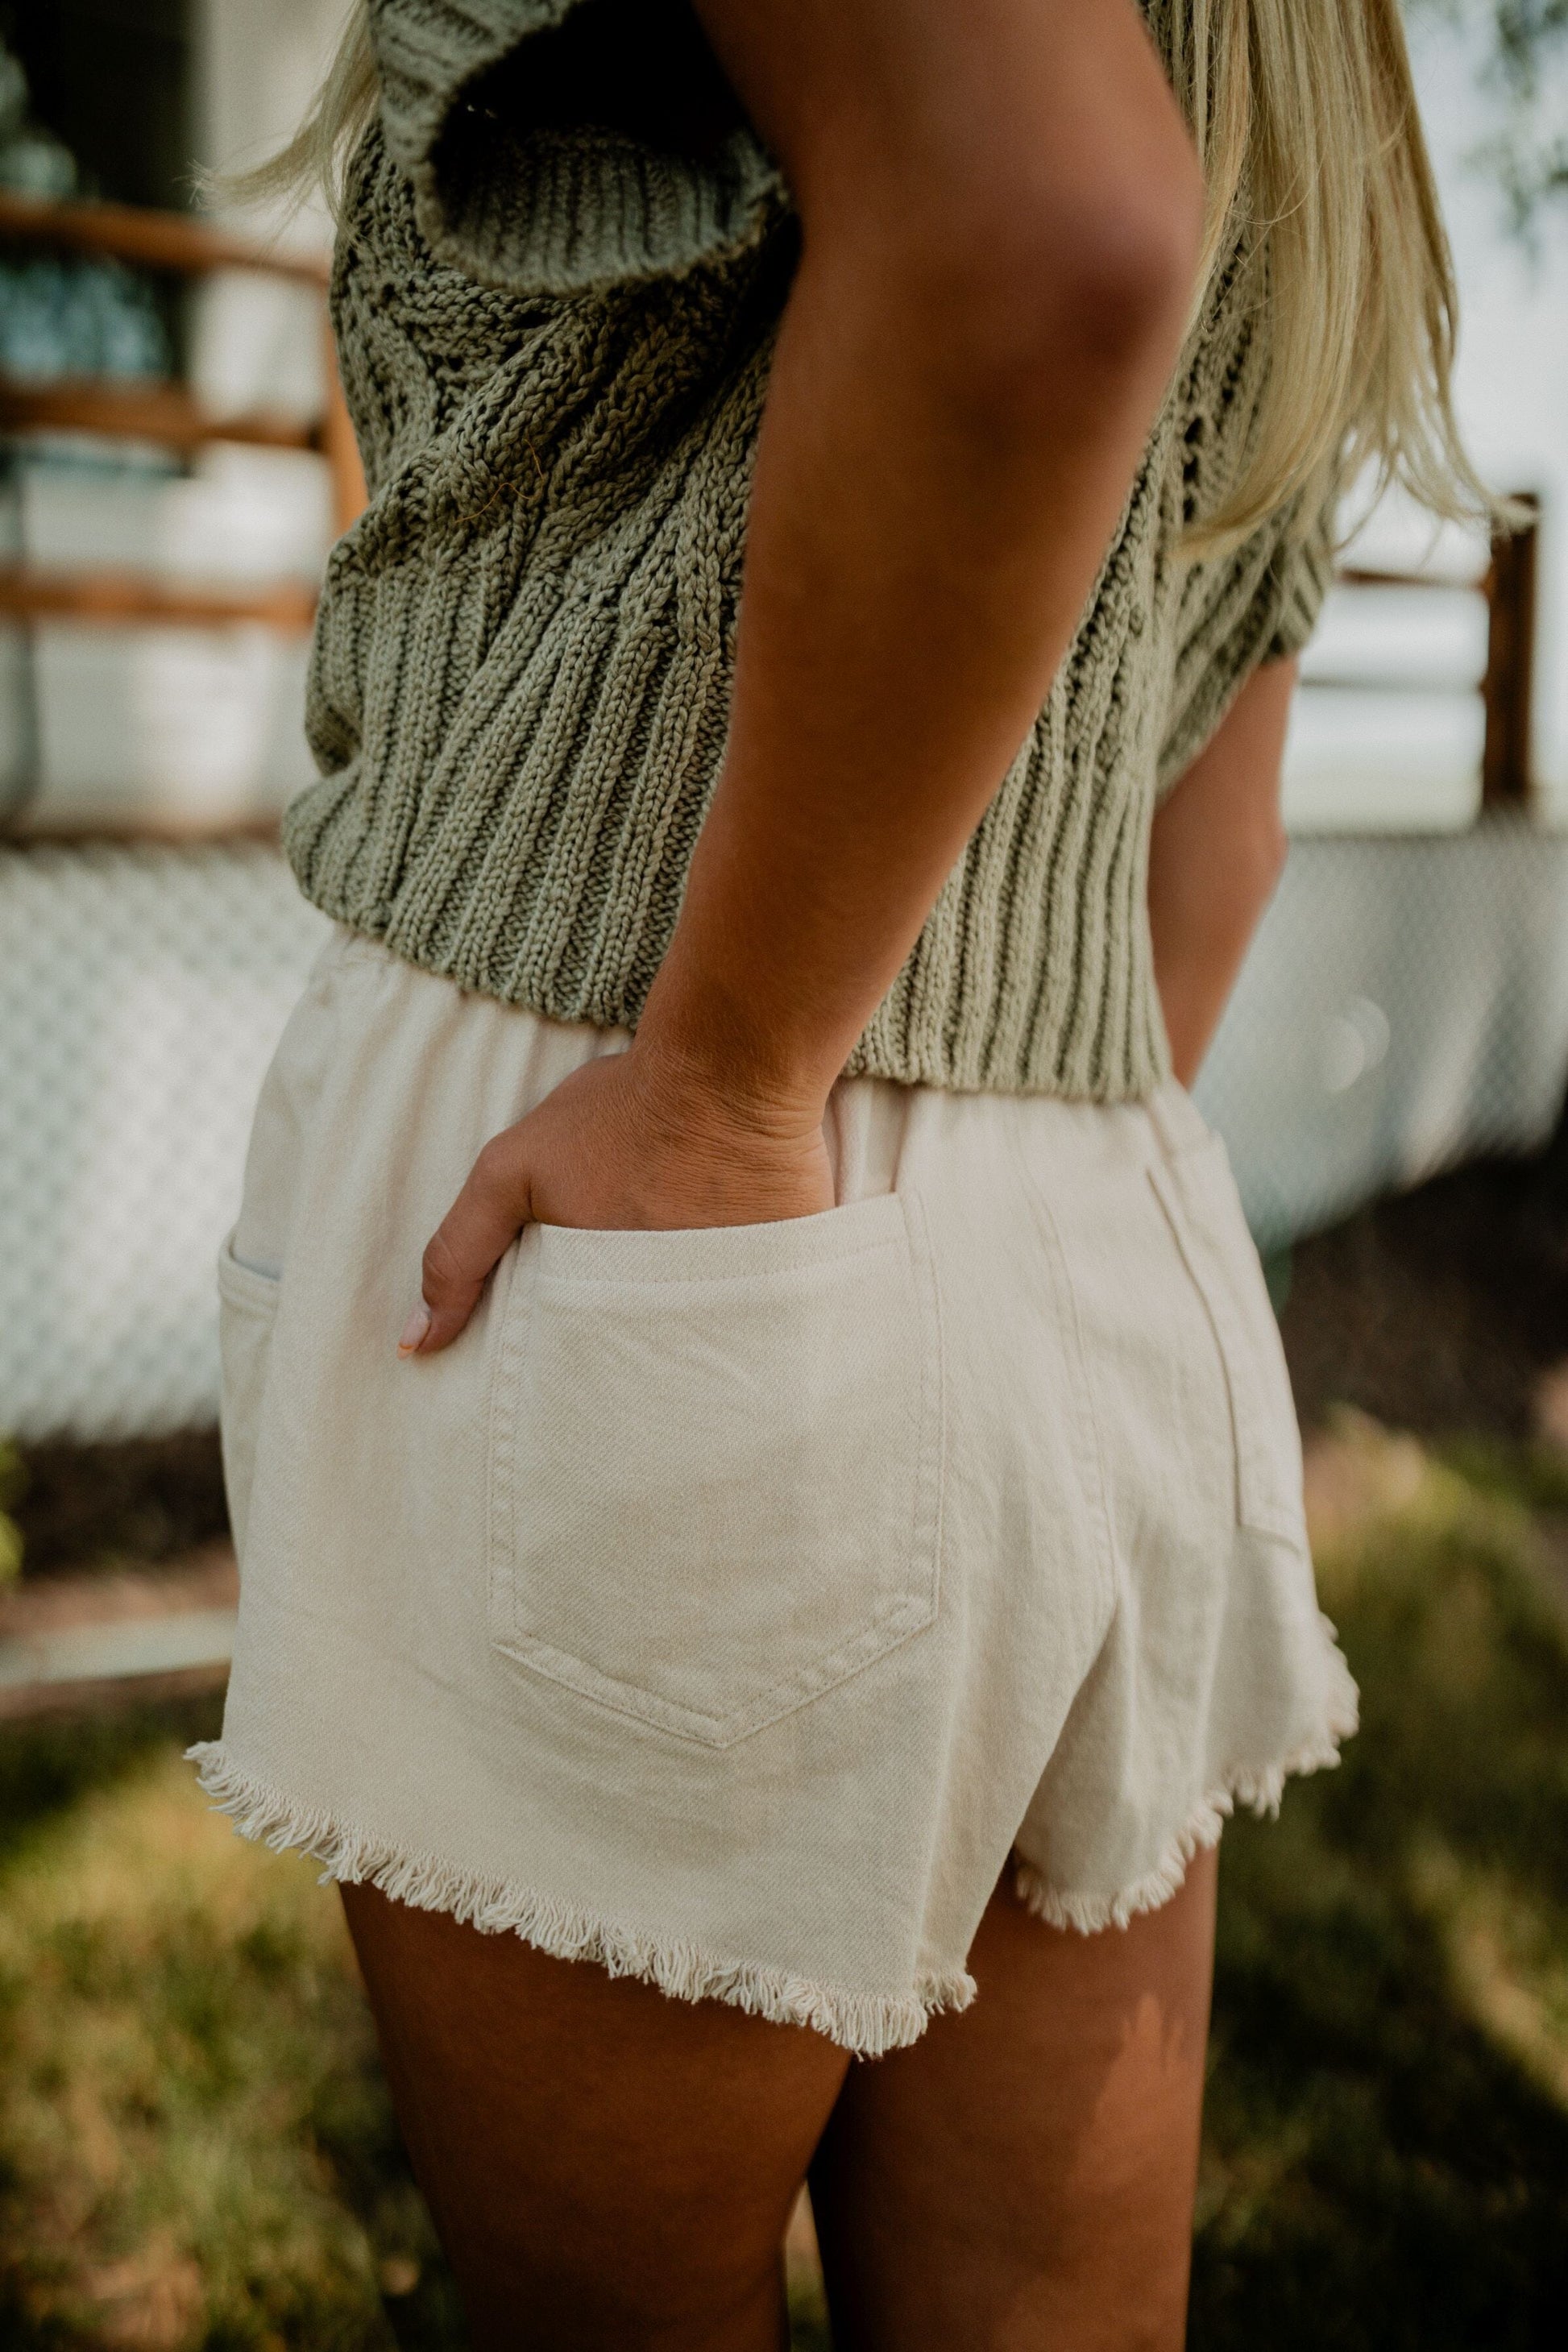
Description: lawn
0,1698,463,2350
0,1417,1565,2348
1191,1417,1568,2348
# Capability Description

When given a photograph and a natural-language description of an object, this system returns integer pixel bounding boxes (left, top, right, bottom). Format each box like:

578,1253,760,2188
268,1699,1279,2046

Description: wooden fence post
1481,495,1540,810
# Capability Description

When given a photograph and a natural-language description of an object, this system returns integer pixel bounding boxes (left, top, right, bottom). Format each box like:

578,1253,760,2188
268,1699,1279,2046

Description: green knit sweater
286,0,1333,1099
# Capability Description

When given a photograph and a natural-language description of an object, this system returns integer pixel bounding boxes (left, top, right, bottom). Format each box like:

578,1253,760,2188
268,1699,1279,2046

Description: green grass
0,1424,1565,2346
0,1699,462,2350
1191,1423,1568,2350
0,1434,25,1585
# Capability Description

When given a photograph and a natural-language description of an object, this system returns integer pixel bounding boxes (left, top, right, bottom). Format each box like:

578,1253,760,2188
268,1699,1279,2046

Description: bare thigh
338,1883,849,2352
343,1852,1214,2352
809,1850,1217,2352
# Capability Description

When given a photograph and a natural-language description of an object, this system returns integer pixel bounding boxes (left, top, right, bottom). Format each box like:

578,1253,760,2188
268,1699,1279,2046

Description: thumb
401,1137,532,1357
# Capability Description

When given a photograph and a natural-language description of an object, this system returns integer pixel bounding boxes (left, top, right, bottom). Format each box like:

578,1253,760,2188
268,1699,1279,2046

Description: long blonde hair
248,0,1495,545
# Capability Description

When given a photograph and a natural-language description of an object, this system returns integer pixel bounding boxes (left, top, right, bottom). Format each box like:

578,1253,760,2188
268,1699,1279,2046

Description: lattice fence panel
1195,822,1568,1252
0,841,326,1438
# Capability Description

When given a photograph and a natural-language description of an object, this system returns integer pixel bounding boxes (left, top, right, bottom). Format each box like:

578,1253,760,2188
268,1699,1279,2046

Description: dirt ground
12,1429,229,1583
1279,1132,1568,1442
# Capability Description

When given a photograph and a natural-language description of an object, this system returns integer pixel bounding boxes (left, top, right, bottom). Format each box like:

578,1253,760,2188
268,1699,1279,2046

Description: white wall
187,0,355,417
192,0,355,248
1280,19,1568,832
1409,15,1568,815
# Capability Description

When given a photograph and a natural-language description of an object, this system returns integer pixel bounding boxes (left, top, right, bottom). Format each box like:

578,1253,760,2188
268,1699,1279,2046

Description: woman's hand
399,1047,835,1356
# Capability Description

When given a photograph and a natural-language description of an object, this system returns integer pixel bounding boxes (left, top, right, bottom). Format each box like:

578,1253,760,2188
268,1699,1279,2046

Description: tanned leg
340,1885,850,2352
809,1850,1217,2352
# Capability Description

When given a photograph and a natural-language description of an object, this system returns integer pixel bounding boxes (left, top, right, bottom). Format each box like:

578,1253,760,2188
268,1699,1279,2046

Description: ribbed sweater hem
283,794,1170,1103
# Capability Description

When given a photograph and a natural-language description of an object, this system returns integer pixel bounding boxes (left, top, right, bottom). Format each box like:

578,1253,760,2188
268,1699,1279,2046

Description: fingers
401,1139,530,1357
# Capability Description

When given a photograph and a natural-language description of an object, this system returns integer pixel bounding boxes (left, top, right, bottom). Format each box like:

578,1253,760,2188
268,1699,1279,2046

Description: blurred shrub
1193,1421,1568,2350
0,1436,24,1587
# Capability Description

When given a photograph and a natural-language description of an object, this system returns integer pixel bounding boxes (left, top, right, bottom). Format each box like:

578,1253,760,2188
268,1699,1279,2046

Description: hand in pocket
401,1040,836,1358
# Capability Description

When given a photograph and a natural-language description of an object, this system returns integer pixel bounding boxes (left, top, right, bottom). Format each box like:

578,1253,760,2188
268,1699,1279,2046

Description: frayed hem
185,1742,974,2056
1012,1663,1360,1937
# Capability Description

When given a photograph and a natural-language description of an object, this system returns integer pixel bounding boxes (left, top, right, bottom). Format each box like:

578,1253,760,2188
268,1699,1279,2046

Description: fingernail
398,1304,431,1356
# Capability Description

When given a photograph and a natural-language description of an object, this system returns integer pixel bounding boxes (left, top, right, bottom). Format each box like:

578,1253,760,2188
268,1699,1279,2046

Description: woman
194,2,1491,2343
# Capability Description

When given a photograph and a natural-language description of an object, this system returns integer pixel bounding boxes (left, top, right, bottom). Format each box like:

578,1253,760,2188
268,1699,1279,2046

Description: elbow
907,110,1203,392
785,3,1206,439
995,154,1203,393
1053,168,1205,371
863,153,1204,441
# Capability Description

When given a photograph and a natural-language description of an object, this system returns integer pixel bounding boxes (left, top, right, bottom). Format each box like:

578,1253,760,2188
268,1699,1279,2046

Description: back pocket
487,1193,944,1747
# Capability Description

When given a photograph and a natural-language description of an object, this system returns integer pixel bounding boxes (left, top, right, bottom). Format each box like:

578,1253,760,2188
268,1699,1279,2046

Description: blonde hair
1173,0,1498,547
245,0,1496,546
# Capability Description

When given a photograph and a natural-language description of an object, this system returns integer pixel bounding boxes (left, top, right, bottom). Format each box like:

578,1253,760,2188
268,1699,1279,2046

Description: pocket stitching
486,1232,537,1699
486,1197,944,1748
1009,1131,1119,1640
1147,1154,1305,1543
536,1193,908,1287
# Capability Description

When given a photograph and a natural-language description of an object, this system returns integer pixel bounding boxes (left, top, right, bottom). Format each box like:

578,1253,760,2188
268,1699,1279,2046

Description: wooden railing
0,379,322,457
0,199,1541,840
0,193,366,838
0,565,319,632
0,191,330,286
1320,498,1540,815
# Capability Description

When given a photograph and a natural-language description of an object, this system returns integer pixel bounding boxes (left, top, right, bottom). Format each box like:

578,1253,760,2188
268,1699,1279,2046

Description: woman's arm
405,0,1203,1355
1147,656,1297,1088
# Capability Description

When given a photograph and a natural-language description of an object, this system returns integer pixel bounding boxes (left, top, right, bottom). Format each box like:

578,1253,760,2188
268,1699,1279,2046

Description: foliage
1414,0,1568,224
1192,1429,1568,2349
0,1435,25,1586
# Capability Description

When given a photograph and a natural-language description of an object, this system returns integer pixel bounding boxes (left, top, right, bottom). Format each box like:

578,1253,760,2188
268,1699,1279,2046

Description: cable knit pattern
284,0,1334,1100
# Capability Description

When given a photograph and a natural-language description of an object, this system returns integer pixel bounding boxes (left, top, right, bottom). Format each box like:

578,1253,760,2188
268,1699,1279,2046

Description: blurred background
0,2,1566,2346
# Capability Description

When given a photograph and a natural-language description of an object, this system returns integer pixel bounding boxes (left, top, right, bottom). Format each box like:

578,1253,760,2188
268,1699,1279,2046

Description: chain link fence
3,824,1567,1441
0,840,326,1438
1197,818,1568,1253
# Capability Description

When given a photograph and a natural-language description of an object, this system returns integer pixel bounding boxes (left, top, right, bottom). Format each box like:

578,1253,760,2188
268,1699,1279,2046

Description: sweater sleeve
367,0,786,295
1156,491,1337,794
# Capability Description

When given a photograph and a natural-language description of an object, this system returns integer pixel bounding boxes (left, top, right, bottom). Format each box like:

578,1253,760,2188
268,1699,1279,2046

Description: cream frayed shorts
192,930,1356,2055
